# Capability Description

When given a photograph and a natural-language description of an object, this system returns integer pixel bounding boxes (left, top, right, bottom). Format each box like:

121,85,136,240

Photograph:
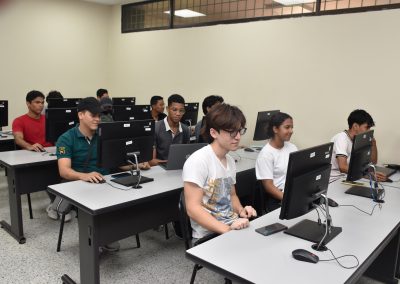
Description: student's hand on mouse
82,172,104,183
239,206,257,219
230,218,250,230
375,171,387,182
29,143,45,152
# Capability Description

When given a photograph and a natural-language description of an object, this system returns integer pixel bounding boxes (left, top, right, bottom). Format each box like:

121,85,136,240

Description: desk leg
0,167,25,244
365,229,400,284
78,208,100,284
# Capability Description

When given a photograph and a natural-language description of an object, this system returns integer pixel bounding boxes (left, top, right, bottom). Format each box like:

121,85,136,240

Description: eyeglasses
170,108,186,114
224,128,247,138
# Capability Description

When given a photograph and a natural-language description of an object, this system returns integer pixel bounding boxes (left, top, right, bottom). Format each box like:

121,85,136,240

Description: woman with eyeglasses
255,112,298,212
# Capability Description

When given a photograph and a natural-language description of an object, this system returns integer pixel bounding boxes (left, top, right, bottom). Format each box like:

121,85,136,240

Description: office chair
178,191,231,284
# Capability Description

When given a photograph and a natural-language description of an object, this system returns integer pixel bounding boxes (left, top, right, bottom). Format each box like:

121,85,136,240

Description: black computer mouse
327,197,339,207
244,148,255,152
292,249,319,264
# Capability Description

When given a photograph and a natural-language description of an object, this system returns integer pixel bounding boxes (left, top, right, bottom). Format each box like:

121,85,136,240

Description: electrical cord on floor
319,247,359,269
339,203,380,216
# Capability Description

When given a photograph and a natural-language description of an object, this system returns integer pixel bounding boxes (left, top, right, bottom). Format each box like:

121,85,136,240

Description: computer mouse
98,179,106,184
292,249,319,264
244,148,255,152
327,197,339,207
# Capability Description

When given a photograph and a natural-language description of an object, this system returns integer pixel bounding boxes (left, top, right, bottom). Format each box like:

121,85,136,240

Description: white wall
0,0,111,124
108,7,400,164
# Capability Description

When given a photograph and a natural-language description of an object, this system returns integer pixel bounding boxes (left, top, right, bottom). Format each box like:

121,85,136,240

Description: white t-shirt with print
330,131,352,181
255,142,298,191
182,145,238,239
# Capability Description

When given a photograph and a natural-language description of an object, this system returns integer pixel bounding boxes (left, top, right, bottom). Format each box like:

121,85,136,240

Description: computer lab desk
47,155,257,284
0,147,60,243
186,176,400,284
0,134,15,152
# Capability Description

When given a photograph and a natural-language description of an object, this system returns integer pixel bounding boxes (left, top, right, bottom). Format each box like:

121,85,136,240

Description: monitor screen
0,100,8,127
253,110,280,141
181,103,199,126
346,130,374,182
45,108,78,143
113,105,152,121
97,120,154,169
279,142,341,245
112,97,135,106
48,98,80,108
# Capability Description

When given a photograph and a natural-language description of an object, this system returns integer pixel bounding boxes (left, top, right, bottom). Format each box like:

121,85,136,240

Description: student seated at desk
12,90,53,151
183,104,257,240
150,95,167,121
194,95,224,143
52,97,149,250
42,90,63,114
96,88,109,101
330,109,387,182
149,94,191,166
255,112,297,212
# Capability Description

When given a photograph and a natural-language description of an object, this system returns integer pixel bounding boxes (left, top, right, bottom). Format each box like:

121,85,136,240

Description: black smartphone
255,223,288,236
111,172,131,179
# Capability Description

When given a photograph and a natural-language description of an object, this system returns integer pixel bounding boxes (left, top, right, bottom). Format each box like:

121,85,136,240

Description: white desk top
0,134,14,141
0,147,57,167
47,152,256,215
186,179,400,284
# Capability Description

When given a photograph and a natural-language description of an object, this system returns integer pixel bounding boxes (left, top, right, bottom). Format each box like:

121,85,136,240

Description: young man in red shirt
12,90,52,151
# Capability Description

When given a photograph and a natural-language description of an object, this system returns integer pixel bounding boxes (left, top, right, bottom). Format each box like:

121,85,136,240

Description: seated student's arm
119,162,151,171
261,179,284,201
231,186,257,219
369,139,387,181
58,158,104,183
13,131,44,152
185,182,252,232
149,147,167,166
336,155,349,174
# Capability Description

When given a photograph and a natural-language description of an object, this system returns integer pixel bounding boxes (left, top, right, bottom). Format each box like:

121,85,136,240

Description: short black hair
348,109,375,129
26,90,45,103
46,90,63,103
96,88,108,99
201,95,224,115
150,96,163,106
201,104,246,143
267,112,293,139
168,94,185,106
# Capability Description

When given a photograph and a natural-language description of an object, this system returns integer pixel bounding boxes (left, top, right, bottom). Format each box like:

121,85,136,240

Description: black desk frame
0,160,60,243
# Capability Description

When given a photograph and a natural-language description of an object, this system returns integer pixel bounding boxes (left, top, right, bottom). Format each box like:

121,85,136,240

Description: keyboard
111,175,154,187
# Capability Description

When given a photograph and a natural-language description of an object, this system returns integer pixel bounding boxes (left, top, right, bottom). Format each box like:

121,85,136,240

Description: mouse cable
319,247,359,269
105,181,132,191
339,203,379,216
230,151,242,162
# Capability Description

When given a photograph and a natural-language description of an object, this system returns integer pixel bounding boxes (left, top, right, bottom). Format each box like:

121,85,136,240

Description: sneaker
62,211,73,223
46,204,59,220
100,241,120,252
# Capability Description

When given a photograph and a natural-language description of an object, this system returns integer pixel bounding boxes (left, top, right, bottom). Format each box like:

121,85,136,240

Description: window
122,0,400,32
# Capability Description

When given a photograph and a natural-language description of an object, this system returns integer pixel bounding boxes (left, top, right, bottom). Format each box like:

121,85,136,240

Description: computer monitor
346,130,374,182
112,97,135,106
344,130,382,200
45,108,78,143
113,105,152,121
0,100,8,128
279,142,342,247
48,98,80,108
253,110,280,141
181,103,199,127
97,120,155,188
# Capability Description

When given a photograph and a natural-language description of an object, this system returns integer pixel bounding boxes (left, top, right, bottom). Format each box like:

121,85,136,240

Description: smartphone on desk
255,223,288,236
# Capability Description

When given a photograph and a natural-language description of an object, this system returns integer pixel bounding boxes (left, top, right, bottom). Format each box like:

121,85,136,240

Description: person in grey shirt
149,94,191,166
194,95,224,143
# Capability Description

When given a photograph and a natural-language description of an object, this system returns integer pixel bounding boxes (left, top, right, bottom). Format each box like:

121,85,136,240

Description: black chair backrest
178,191,192,250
